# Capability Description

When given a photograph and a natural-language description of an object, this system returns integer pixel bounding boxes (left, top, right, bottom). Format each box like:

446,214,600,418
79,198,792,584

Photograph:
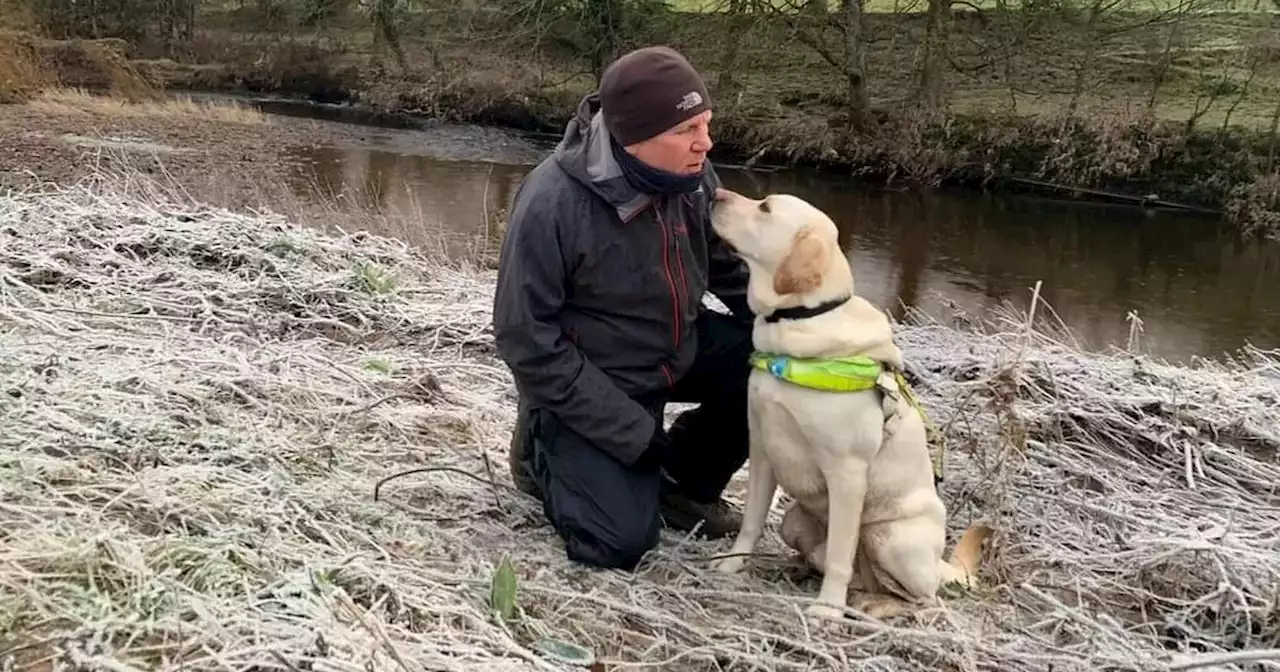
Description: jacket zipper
655,209,682,351
672,222,690,317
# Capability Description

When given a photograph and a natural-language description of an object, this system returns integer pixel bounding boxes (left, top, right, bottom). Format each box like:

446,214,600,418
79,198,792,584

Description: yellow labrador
708,187,986,622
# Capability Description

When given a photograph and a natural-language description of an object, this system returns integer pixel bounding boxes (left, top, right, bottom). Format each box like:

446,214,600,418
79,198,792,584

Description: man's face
625,110,714,176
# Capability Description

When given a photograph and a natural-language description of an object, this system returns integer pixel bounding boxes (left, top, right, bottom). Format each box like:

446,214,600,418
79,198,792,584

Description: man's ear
772,226,828,296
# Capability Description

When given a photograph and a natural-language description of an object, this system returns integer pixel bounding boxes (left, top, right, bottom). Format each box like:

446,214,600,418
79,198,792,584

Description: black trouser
521,309,752,570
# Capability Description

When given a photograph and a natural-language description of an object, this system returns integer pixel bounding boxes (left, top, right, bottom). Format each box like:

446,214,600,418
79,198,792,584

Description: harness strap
749,352,881,392
873,370,946,484
750,351,946,483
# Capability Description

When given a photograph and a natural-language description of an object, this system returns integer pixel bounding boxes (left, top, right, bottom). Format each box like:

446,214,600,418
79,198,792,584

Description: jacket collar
555,93,707,224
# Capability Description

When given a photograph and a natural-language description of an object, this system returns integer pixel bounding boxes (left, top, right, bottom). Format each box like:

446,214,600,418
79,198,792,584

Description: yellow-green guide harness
751,296,946,483
748,351,946,483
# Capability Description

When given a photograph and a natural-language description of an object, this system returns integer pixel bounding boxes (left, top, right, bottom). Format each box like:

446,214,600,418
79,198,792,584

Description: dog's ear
772,226,828,296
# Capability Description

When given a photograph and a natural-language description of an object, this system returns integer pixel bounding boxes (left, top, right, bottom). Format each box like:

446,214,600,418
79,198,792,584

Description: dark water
277,124,1280,365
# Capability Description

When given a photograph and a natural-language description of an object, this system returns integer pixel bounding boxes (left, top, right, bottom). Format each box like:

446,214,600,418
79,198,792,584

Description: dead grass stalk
1,168,1278,671
27,88,266,124
0,29,54,103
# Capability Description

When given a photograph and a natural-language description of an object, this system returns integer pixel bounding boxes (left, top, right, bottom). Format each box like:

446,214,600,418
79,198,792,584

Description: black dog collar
763,296,852,324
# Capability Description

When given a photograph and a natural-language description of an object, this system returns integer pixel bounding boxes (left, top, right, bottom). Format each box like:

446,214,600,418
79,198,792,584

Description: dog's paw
939,575,979,598
852,593,914,620
712,555,747,574
804,602,847,623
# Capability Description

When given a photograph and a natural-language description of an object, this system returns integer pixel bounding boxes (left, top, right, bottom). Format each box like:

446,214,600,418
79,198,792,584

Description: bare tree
716,0,750,100
1065,0,1125,115
916,0,951,112
751,0,872,132
371,0,409,72
840,0,870,130
586,0,625,82
1145,0,1194,109
157,0,197,55
1267,84,1280,172
1219,42,1265,131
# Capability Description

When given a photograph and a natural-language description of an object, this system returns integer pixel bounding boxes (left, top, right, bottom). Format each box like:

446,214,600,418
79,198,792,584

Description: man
492,45,756,571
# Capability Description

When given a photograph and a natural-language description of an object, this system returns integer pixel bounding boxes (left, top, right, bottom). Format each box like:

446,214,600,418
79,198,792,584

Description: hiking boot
508,400,541,498
659,490,743,539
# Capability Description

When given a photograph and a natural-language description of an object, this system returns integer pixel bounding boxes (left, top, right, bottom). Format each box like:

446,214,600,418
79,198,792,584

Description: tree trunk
1267,90,1280,172
373,0,409,73
917,0,950,113
841,0,870,132
716,0,748,97
1270,12,1280,165
1066,0,1104,116
589,0,624,84
1147,20,1180,110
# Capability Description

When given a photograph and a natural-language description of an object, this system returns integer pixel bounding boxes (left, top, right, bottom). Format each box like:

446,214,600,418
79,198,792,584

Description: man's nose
693,127,713,153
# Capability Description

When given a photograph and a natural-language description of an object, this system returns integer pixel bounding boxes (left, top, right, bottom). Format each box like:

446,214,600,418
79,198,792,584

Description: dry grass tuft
0,0,39,32
0,30,154,103
0,29,54,103
28,87,266,124
1,169,1279,671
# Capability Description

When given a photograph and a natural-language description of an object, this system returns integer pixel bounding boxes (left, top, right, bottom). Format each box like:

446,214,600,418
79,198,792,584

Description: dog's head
711,187,852,312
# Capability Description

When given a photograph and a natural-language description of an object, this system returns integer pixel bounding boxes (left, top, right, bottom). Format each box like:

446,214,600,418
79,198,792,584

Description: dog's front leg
713,432,776,575
806,464,868,622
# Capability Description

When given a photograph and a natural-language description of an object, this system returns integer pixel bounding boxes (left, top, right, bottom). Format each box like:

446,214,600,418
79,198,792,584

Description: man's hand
634,421,674,471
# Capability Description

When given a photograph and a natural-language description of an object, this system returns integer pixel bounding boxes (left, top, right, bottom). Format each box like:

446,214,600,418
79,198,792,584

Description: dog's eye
759,199,770,213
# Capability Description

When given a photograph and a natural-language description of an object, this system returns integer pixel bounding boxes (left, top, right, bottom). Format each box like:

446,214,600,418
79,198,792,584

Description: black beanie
599,46,712,147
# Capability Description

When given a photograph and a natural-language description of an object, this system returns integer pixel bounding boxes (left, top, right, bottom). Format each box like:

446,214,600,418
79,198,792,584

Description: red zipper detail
660,364,675,388
661,208,691,338
656,209,682,350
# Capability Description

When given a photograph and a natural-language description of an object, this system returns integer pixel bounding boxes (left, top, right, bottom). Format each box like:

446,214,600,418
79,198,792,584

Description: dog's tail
938,523,993,589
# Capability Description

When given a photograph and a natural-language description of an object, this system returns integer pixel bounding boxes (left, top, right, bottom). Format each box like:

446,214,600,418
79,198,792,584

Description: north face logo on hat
676,91,703,111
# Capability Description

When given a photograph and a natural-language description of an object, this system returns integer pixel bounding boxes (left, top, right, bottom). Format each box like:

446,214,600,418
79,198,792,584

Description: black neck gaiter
610,134,704,195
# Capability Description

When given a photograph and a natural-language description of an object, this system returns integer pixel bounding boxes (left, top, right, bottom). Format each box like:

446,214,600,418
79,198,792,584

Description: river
255,99,1280,365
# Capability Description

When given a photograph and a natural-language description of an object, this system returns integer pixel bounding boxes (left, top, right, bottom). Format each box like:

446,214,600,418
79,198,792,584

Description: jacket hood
553,93,653,222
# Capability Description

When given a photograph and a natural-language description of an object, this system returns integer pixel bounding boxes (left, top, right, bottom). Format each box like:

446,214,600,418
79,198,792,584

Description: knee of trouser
707,388,750,430
563,512,661,570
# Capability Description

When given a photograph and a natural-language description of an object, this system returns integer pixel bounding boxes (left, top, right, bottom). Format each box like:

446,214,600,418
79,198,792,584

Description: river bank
110,2,1280,235
5,1,1280,233
0,88,541,250
6,90,1280,363
3,170,1279,671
